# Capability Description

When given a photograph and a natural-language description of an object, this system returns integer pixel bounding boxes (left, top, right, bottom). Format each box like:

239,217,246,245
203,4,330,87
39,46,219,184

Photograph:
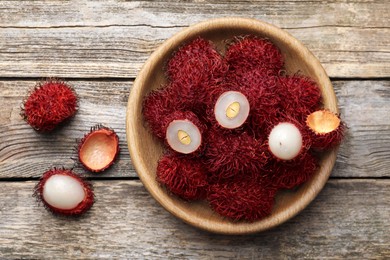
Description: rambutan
78,125,120,173
276,76,322,121
204,128,268,181
165,111,207,155
166,37,227,92
21,79,78,132
267,118,312,161
34,168,94,216
208,174,277,221
156,153,208,200
266,153,318,190
225,36,284,75
306,110,345,150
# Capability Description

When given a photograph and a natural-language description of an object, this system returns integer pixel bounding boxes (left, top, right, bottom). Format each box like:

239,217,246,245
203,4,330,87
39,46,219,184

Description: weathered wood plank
0,80,389,179
0,0,388,78
0,179,388,259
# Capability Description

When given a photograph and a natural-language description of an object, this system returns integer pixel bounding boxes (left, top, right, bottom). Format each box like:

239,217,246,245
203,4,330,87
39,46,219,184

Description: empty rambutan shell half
214,91,250,129
34,168,94,216
21,79,78,132
78,125,120,172
306,110,345,150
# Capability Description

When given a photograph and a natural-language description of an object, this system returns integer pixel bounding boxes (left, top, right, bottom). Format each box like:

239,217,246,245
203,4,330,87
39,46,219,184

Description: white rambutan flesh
268,122,303,160
166,119,202,154
42,174,86,210
214,91,250,129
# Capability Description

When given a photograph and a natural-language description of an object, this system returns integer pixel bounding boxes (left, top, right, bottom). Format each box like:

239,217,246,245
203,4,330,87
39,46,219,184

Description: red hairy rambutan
276,76,322,121
204,128,268,181
265,153,318,190
21,79,78,132
167,37,227,91
208,174,277,221
78,125,120,173
225,36,284,75
157,153,208,200
306,110,345,150
34,168,94,216
164,111,207,155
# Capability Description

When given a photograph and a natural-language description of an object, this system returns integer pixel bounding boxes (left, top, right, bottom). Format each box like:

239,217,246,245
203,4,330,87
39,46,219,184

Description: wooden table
0,1,389,259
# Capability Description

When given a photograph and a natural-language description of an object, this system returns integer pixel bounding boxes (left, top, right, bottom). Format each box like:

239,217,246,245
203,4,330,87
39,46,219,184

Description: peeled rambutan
21,79,78,132
165,111,207,155
204,128,268,181
267,118,312,161
78,125,120,173
265,152,318,190
34,168,94,216
306,110,345,150
156,153,208,200
225,36,284,75
208,174,277,221
276,76,322,121
166,37,227,92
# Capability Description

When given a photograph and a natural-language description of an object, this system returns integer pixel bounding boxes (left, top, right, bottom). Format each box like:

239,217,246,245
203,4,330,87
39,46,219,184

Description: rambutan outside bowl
126,17,339,235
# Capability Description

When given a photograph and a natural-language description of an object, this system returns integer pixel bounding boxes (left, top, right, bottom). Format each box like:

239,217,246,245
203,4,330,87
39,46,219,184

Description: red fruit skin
208,174,277,221
78,125,120,173
156,153,208,200
265,153,318,190
22,80,78,132
225,36,284,75
309,120,346,150
204,128,268,181
34,168,94,216
276,76,322,122
166,37,228,99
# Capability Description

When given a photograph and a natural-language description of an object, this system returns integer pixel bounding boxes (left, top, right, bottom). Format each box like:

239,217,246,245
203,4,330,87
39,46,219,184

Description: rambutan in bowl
126,17,339,235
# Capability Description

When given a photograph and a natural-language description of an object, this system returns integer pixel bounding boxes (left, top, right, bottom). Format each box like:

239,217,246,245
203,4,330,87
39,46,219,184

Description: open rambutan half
156,153,208,200
21,79,78,132
34,168,94,216
306,110,345,150
165,111,206,155
207,174,277,221
78,125,120,172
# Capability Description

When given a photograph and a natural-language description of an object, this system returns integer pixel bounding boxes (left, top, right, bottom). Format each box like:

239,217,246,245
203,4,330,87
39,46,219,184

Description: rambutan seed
21,79,78,132
78,125,120,173
306,110,345,150
34,168,94,216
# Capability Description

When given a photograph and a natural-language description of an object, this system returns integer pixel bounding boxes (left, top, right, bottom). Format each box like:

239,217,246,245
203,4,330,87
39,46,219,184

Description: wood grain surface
0,0,388,78
0,0,389,258
0,180,389,259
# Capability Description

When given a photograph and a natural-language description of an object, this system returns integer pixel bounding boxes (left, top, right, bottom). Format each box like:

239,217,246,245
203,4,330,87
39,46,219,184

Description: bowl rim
126,17,338,235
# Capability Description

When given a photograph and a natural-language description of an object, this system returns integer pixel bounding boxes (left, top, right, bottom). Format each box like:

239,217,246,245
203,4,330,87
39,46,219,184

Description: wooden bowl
126,17,339,235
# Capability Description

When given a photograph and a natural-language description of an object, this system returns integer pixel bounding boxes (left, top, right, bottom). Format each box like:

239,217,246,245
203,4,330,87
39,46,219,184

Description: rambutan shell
207,174,277,221
306,110,346,150
34,168,94,216
21,79,78,132
156,153,208,200
78,125,120,173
